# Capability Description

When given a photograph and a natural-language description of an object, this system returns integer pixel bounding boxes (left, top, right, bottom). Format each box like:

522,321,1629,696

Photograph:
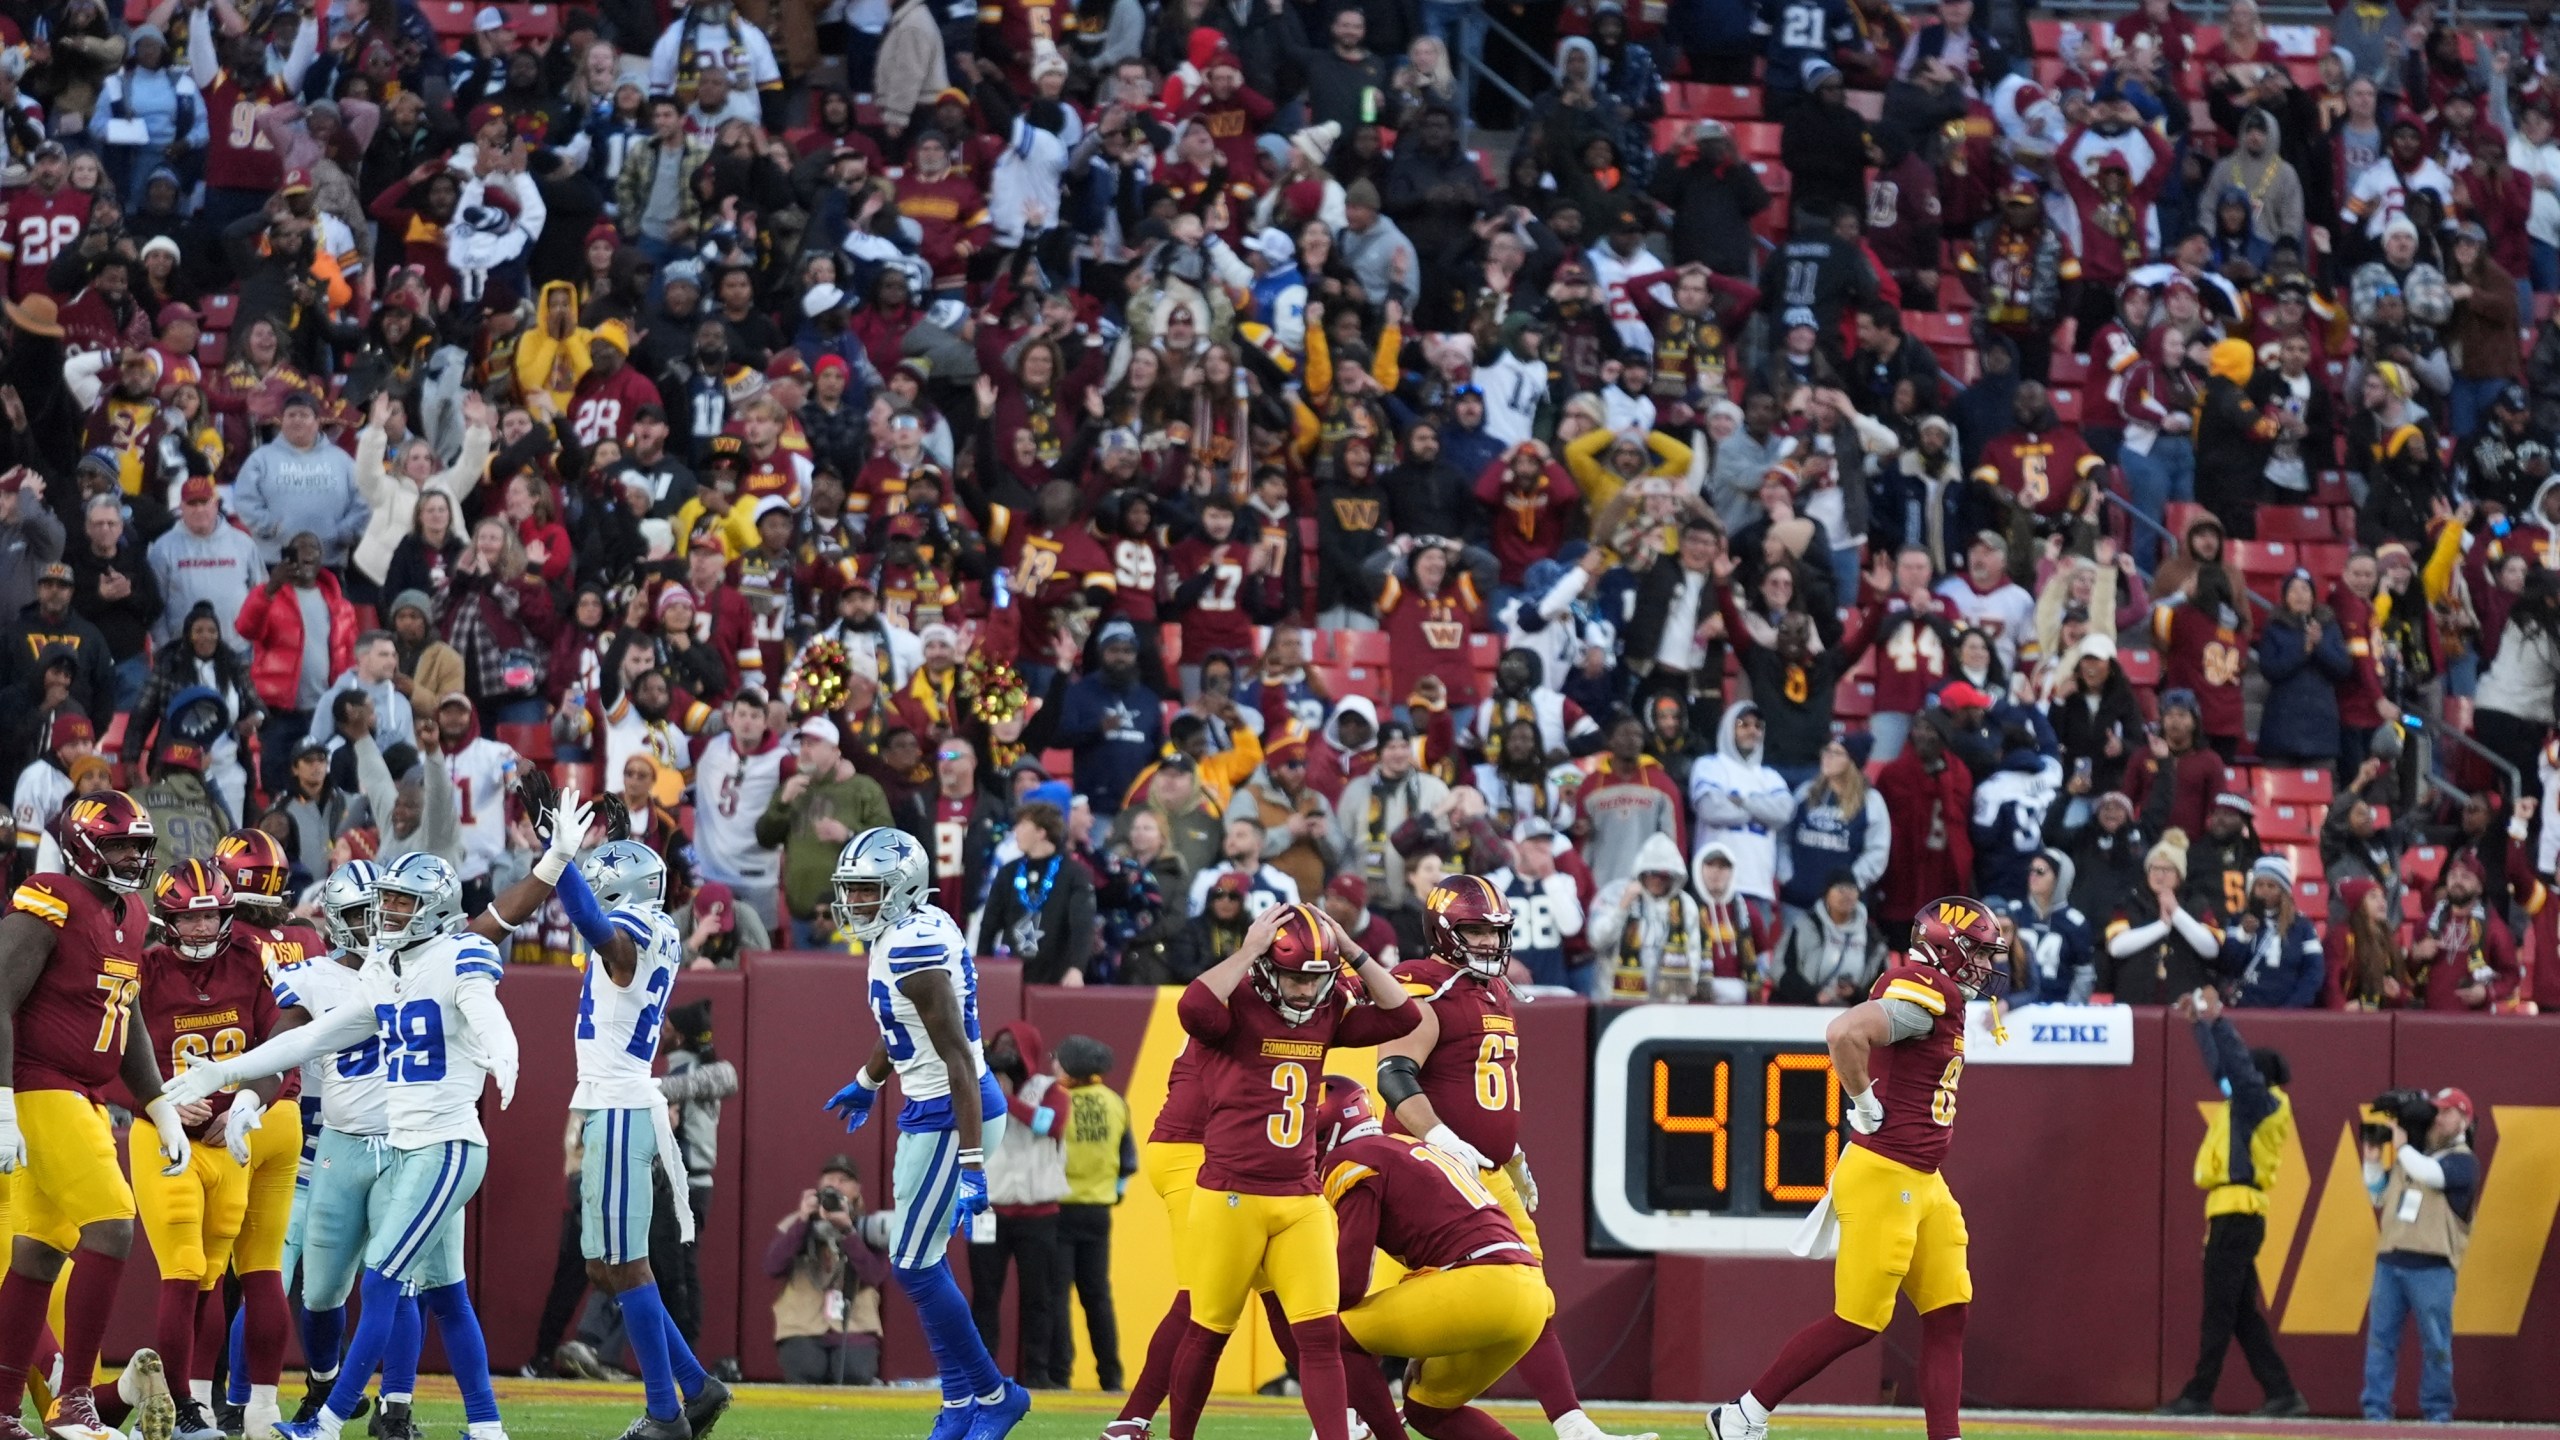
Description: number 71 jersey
572,908,683,1110
1858,960,1968,1176
6,878,148,1099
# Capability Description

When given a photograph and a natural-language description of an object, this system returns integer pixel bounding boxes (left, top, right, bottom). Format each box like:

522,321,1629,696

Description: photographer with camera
2159,988,2306,1416
765,1156,892,1384
2359,1087,2479,1422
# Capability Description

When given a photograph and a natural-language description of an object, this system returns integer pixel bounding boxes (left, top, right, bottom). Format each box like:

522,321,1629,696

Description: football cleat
925,1403,976,1440
1097,1422,1150,1440
1308,1410,1369,1440
366,1405,416,1440
114,1353,174,1440
553,1342,610,1382
681,1376,733,1440
46,1385,127,1440
2256,1393,2310,1419
1702,1404,1763,1440
611,1418,688,1440
171,1400,221,1440
212,1401,243,1439
1559,1415,1656,1440
0,1416,40,1440
962,1383,1032,1440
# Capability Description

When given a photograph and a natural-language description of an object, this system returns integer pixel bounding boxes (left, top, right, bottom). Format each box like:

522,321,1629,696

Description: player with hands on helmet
1373,875,1654,1440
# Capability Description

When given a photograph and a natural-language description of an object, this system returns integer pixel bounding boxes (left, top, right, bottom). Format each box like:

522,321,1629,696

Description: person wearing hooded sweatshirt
970,1021,1071,1387
1683,842,1780,1002
2195,338,2285,532
2045,788,2148,929
232,392,366,568
1582,715,1684,891
1776,736,1890,916
2353,360,2447,552
2256,570,2355,767
1588,831,1708,1002
2104,828,2226,1004
1768,871,1887,1004
1874,716,1973,939
2219,854,2326,1008
1305,692,1379,802
2199,108,2307,248
1686,701,1794,903
1999,848,2096,1001
1335,721,1450,911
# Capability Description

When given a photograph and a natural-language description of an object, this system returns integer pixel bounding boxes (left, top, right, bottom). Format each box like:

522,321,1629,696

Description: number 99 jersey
1857,960,1968,1175
866,904,1001,1133
571,907,685,1111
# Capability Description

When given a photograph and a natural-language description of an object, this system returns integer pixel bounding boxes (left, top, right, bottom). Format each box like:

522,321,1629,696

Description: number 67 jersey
1857,960,1969,1175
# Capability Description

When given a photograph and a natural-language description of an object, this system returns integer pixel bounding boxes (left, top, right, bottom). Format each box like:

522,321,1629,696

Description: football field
389,1380,2560,1440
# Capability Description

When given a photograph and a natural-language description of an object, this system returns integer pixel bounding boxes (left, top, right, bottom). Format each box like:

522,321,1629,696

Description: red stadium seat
424,0,474,34
2231,539,2298,576
2301,542,2349,583
1467,632,1501,668
552,761,598,796
1039,748,1075,778
2029,17,2065,54
203,293,238,330
2312,471,2353,506
1934,273,1973,311
1731,121,1782,158
2270,843,2321,880
2256,803,2322,843
2256,506,2336,542
2293,878,2328,914
1338,666,1393,705
2117,646,2162,686
1688,85,1766,119
2048,351,2090,385
511,4,560,41
497,723,554,763
2163,502,2212,542
1835,678,1877,718
2049,388,2082,424
2253,766,2332,807
1905,312,1972,348
1338,630,1390,667
196,331,226,366
2402,845,2449,890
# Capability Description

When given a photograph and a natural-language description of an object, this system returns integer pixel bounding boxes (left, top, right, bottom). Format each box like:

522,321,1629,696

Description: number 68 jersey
1857,960,1969,1176
141,932,281,1134
572,907,683,1111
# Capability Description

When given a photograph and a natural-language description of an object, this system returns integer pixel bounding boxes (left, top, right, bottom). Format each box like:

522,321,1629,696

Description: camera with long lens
2362,1088,2439,1148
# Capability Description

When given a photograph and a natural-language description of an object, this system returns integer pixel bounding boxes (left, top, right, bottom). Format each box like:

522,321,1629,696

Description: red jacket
1875,747,1973,925
234,571,358,713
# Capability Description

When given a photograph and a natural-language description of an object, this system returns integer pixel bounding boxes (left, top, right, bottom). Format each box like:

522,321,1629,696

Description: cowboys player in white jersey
547,839,730,1440
167,793,598,1440
824,828,1030,1440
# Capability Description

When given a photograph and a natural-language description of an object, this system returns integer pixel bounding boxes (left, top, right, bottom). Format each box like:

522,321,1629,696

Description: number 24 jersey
1177,979,1419,1196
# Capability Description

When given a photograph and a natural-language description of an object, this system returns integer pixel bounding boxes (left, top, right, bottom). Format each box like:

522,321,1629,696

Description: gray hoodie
0,495,64,626
233,435,367,567
1685,701,1794,901
147,519,267,648
1773,897,1887,1003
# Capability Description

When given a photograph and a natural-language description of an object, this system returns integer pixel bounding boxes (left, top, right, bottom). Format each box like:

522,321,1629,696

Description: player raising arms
822,829,1027,1440
1161,903,1418,1440
1379,877,1651,1440
167,791,602,1440
123,862,286,1440
208,828,324,1440
264,862,426,1440
1707,898,2003,1440
1311,1076,1550,1440
0,792,195,1440
547,841,730,1440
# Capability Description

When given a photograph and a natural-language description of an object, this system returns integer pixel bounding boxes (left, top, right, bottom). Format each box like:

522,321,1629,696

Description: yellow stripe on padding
1322,1161,1375,1205
1883,979,1945,1014
1402,981,1436,996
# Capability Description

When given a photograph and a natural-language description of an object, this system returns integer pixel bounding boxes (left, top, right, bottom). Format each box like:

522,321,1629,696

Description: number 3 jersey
1859,961,1967,1175
140,935,280,1136
271,954,390,1138
868,904,1001,1133
376,932,512,1148
1387,957,1520,1164
572,907,682,1111
7,878,148,1099
1177,978,1421,1196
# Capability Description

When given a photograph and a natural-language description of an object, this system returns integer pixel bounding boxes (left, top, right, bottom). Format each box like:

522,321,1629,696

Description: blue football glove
824,1077,879,1132
953,1166,990,1231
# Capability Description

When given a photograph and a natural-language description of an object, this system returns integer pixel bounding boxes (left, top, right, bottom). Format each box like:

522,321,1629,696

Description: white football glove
491,1054,518,1110
1847,1086,1885,1135
1424,1124,1494,1173
1504,1147,1540,1212
222,1093,264,1166
159,1062,227,1111
0,1090,26,1174
144,1097,193,1176
533,787,593,884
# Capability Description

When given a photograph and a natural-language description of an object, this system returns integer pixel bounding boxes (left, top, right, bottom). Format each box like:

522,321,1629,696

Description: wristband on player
957,1147,986,1166
851,1068,883,1093
534,849,572,884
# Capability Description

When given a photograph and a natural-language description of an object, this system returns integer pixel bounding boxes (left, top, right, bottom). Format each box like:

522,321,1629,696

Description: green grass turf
381,1380,2350,1440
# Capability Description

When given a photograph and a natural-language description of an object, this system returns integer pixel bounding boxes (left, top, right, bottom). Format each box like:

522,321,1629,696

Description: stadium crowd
3,0,2560,1012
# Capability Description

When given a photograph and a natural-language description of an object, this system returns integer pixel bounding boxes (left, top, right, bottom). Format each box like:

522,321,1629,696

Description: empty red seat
1689,85,1765,119
1039,748,1075,778
423,0,473,34
1835,678,1877,718
2049,388,2082,424
2047,351,2090,385
2117,646,2162,686
203,293,238,330
196,331,226,366
1905,312,1972,348
2253,766,2332,807
2163,501,2213,543
497,723,554,763
2270,843,2322,880
1731,121,1782,158
1338,630,1390,667
2256,506,2336,542
2402,845,2448,890
2256,803,2322,843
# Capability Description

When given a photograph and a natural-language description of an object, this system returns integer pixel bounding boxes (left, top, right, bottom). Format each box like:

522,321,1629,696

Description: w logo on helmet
1935,901,1983,931
69,799,108,825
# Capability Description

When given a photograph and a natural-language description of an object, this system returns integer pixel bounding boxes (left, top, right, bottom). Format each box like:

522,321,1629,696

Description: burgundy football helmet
1909,896,2004,996
153,860,237,961
1252,903,1339,1026
61,791,157,894
1309,1074,1376,1155
214,829,292,911
1424,875,1514,980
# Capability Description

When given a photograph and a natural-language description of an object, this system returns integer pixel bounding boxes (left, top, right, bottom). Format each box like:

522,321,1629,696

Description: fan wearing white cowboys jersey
169,790,602,1440
824,827,1028,1440
549,840,730,1440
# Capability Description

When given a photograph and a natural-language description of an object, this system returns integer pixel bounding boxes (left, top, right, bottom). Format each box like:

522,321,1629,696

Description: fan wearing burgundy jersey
1378,876,1651,1440
1157,903,1417,1440
1709,897,2002,1440
0,145,92,301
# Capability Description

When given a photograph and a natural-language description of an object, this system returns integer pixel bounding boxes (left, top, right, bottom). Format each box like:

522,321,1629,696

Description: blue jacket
2000,887,2096,1002
1055,673,1164,818
2194,1013,2283,1187
1969,748,2062,904
2254,612,2353,760
2218,911,2327,1008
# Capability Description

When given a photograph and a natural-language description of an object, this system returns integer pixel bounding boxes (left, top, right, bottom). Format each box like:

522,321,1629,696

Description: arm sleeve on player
220,1000,377,1082
1176,978,1234,1043
1879,996,1935,1042
454,974,518,1091
553,862,618,951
